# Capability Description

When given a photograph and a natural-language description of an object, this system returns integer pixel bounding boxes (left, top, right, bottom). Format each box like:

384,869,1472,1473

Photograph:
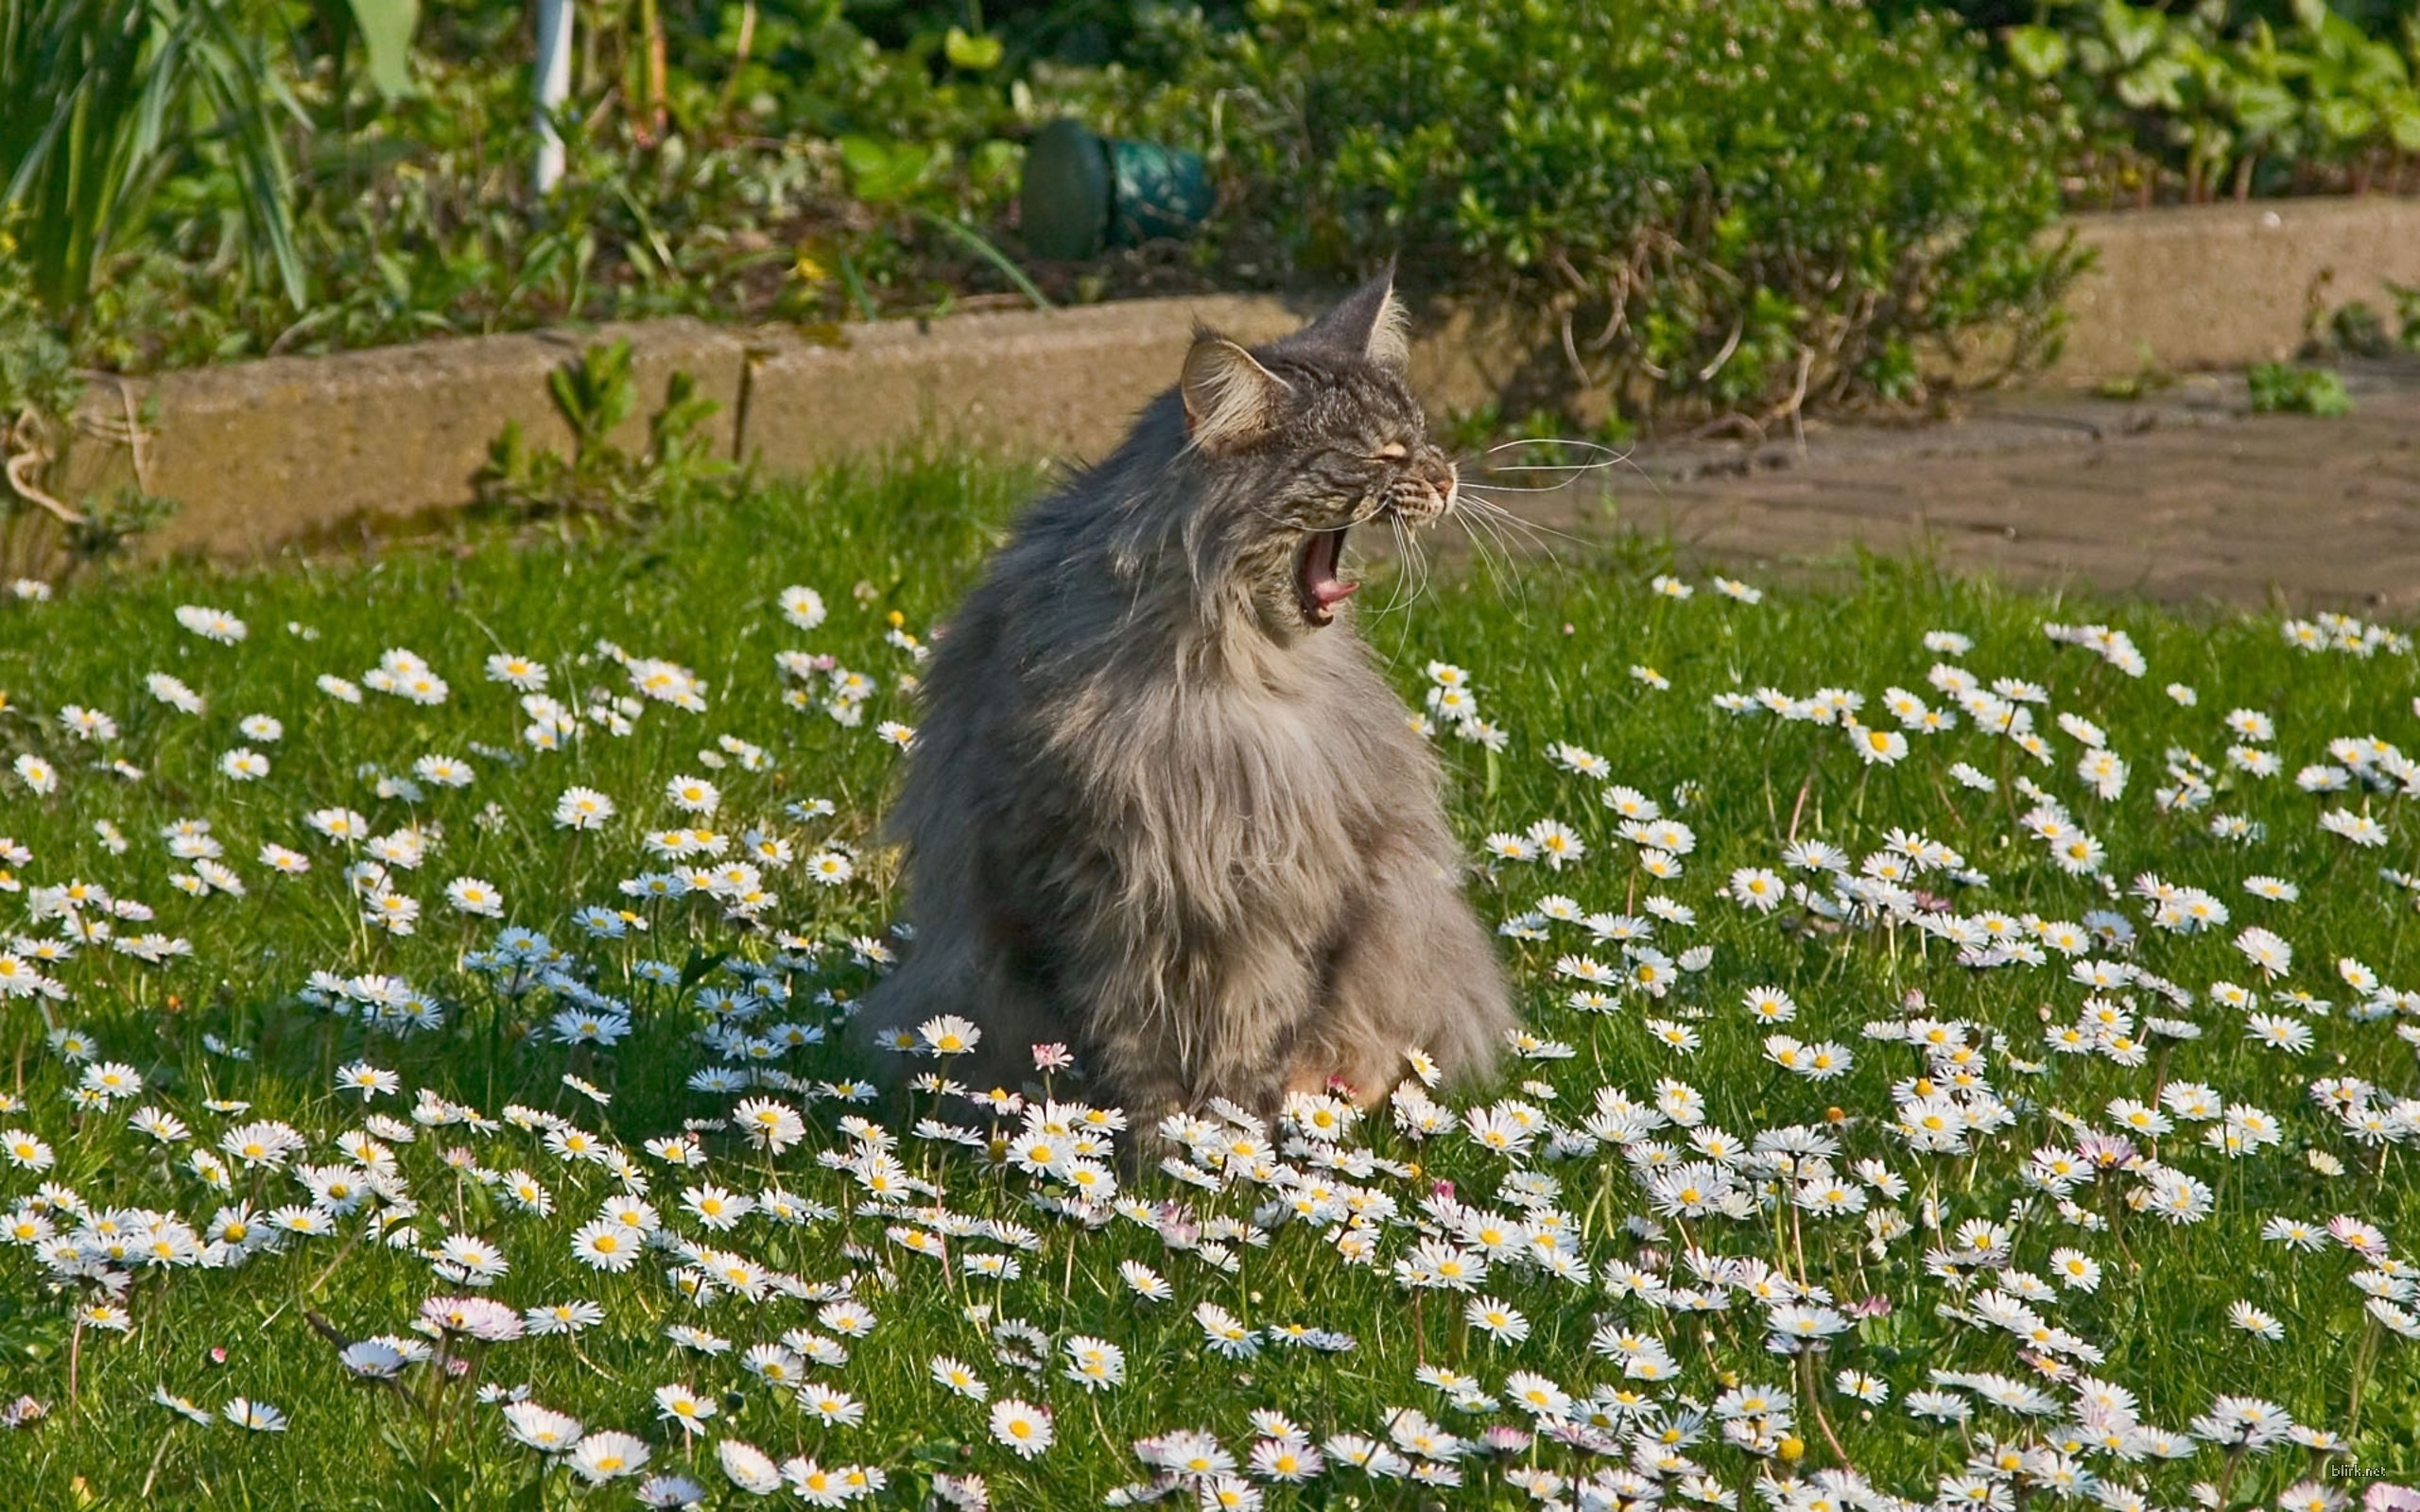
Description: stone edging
56,196,2420,558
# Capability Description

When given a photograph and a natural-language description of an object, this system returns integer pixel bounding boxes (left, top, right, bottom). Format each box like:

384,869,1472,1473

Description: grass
0,456,2415,1509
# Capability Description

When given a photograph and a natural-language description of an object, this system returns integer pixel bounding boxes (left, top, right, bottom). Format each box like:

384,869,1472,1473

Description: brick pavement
1470,360,2420,616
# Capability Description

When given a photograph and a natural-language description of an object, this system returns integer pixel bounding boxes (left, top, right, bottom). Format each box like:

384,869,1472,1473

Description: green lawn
0,459,2415,1509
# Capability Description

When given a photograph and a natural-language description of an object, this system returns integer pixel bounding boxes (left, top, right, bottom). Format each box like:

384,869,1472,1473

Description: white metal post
533,0,573,194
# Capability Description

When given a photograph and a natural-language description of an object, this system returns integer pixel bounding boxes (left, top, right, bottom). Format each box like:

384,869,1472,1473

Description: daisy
2228,1301,2284,1340
175,605,248,643
931,1356,989,1400
1119,1260,1172,1302
988,1398,1053,1459
569,1430,650,1483
779,586,828,628
653,1383,717,1435
1526,819,1584,869
796,1386,866,1428
570,1219,641,1272
12,755,57,796
1850,725,1909,765
2235,927,2294,977
1464,1296,1530,1344
526,1300,604,1335
553,787,616,830
445,878,504,918
717,1440,784,1494
1503,1373,1572,1420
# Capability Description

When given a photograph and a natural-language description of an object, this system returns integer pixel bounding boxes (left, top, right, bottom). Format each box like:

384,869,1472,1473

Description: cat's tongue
1299,527,1357,624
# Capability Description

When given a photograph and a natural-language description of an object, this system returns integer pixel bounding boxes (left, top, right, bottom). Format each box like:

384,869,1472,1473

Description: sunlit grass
0,457,2414,1508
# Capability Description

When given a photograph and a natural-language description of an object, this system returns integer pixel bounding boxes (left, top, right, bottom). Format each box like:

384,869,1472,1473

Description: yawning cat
856,272,1513,1128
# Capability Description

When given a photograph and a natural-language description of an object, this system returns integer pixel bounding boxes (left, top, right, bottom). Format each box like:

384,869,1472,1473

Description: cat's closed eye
1371,442,1409,461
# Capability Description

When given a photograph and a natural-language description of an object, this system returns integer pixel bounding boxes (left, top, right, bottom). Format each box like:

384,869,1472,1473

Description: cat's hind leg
1290,845,1514,1108
851,912,1066,1098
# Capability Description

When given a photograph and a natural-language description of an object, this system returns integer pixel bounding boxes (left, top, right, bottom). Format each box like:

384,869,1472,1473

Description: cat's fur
854,273,1513,1125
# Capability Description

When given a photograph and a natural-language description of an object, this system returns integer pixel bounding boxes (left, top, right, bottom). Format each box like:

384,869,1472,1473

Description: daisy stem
1798,1346,1850,1467
140,1428,174,1499
2344,1312,2383,1444
305,1220,367,1296
2213,1443,2248,1510
1785,761,1815,846
2100,1179,2136,1269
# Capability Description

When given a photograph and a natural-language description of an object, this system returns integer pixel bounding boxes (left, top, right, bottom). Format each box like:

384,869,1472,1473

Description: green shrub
1997,0,2420,204
2247,359,2353,415
1141,0,2084,423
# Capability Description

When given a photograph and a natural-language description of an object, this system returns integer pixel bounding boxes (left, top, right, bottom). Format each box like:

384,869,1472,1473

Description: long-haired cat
855,272,1513,1126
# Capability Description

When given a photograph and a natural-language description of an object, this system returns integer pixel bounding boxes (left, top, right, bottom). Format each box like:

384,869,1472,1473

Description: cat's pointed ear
1181,332,1290,455
1306,264,1409,371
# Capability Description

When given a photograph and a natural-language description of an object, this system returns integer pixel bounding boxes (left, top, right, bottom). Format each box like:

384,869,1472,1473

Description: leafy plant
2092,339,2178,400
2393,281,2420,352
2247,360,2354,415
1141,0,2083,426
0,0,306,314
1999,0,2420,203
43,0,1078,375
0,233,179,577
473,337,735,525
2317,300,2394,358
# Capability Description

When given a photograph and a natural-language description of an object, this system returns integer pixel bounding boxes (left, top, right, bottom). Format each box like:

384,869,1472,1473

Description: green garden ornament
1020,119,1214,261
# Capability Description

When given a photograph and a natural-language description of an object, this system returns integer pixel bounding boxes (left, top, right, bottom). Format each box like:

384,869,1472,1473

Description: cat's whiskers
1452,488,1577,557
1463,436,1645,494
1447,433,1654,566
1386,515,1444,664
1367,509,1432,626
1443,492,1535,623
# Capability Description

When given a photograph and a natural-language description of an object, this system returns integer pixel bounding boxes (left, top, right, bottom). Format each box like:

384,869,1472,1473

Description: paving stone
1465,360,2420,616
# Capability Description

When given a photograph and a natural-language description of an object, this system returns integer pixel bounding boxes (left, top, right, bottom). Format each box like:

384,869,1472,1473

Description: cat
854,270,1514,1131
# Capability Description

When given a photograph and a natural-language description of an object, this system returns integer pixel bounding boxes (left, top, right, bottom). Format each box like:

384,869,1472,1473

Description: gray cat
855,272,1513,1128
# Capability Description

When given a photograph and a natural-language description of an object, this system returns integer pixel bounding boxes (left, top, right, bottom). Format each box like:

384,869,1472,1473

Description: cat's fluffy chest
1062,631,1419,852
976,628,1440,977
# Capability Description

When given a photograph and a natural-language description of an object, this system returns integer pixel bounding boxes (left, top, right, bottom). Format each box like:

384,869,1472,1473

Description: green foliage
2246,360,2354,414
2091,339,2178,399
339,0,422,100
2319,300,2394,358
1999,0,2420,201
1140,0,2082,424
0,242,80,425
472,337,736,526
2393,280,2420,351
0,238,180,575
0,0,305,314
43,0,1081,374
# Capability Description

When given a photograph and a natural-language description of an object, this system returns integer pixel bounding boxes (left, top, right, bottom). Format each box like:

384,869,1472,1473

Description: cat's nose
1427,461,1459,511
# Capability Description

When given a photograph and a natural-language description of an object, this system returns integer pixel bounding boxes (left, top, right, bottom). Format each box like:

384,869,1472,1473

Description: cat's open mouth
1296,527,1358,626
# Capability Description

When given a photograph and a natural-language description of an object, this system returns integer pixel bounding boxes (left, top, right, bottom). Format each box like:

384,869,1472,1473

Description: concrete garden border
58,196,2420,558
